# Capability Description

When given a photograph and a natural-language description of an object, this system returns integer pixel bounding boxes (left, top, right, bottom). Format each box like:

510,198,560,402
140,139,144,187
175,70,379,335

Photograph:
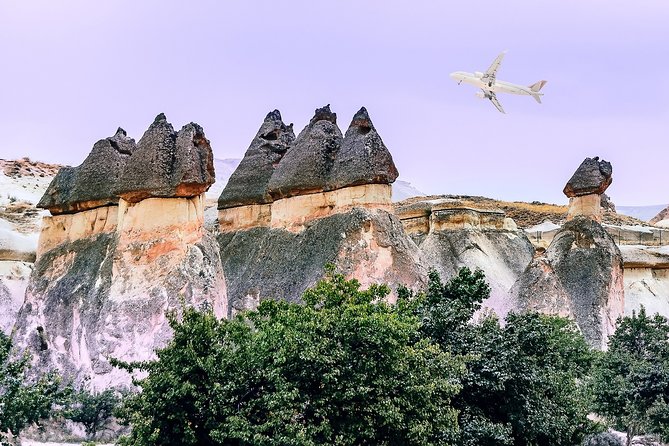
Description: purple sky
1,1,668,205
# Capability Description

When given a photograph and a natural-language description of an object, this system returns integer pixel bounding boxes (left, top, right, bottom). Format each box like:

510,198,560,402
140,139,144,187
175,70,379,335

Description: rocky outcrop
564,157,613,222
219,207,425,316
619,245,669,319
511,217,624,348
396,198,534,317
650,206,669,227
38,129,135,215
221,106,398,233
14,115,225,389
115,114,215,203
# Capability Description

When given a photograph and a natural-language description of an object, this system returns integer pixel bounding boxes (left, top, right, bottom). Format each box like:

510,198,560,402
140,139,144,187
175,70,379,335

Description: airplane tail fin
529,80,547,104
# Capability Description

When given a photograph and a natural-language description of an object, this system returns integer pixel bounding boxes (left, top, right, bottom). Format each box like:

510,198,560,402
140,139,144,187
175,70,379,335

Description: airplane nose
449,72,457,79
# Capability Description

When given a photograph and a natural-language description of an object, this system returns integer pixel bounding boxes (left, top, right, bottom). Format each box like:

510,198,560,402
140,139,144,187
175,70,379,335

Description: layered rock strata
564,157,613,222
619,245,669,318
220,106,398,232
15,115,224,389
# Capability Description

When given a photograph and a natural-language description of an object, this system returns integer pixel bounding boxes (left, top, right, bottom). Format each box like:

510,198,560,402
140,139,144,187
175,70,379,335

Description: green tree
0,332,68,445
64,385,120,440
591,306,669,445
115,269,465,445
404,268,595,446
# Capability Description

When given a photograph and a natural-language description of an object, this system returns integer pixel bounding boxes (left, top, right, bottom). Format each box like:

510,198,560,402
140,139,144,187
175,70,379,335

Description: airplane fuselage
449,71,535,97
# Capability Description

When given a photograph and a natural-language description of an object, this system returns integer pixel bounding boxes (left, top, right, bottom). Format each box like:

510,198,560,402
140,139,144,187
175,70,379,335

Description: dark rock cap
115,114,215,203
38,129,136,214
267,105,344,199
218,110,295,209
328,107,399,190
563,157,613,197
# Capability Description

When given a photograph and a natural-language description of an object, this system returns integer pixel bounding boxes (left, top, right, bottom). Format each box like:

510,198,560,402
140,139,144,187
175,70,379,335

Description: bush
582,432,624,446
114,268,466,445
64,385,120,440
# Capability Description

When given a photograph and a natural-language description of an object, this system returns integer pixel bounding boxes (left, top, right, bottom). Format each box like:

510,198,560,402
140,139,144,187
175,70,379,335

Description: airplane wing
482,51,506,85
487,91,505,114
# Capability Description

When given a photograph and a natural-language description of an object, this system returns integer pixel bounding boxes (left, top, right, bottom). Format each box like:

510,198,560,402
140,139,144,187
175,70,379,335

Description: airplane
449,51,547,113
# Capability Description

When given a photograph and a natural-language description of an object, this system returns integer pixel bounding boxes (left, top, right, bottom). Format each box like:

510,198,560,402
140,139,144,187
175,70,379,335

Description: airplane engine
474,71,484,78
475,91,489,99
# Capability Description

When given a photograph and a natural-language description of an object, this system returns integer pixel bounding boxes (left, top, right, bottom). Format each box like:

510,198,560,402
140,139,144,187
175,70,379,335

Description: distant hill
617,204,668,222
392,180,425,202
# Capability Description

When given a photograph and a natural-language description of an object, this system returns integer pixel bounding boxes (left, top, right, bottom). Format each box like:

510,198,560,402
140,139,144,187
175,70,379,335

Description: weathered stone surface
116,114,215,203
620,245,669,319
601,193,616,213
563,156,612,198
14,194,226,389
218,207,425,316
650,205,669,226
38,129,135,214
218,110,294,209
0,261,32,334
328,107,398,190
267,105,342,199
511,216,624,348
567,193,602,222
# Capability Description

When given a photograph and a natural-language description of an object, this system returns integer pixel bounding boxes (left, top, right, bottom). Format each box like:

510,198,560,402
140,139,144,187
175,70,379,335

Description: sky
1,0,668,206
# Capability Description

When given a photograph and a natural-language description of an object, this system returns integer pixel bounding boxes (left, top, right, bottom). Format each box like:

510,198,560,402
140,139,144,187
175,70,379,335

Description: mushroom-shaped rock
115,114,215,203
563,157,612,197
38,128,136,214
218,110,294,209
267,105,343,199
328,107,399,190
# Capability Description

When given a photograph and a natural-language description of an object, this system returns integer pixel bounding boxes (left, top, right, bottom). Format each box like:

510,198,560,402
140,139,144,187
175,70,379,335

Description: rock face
395,198,534,317
14,115,225,389
511,217,624,348
219,208,425,316
650,206,669,226
116,114,215,203
619,245,669,319
38,129,135,215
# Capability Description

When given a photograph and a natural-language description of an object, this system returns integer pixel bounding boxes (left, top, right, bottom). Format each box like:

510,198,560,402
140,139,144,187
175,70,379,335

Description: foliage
64,385,120,440
115,268,465,445
0,332,68,445
591,306,669,444
404,267,596,446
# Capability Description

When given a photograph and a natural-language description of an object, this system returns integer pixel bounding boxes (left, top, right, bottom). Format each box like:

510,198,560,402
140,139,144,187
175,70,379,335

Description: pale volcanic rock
217,110,294,209
563,156,612,198
115,114,215,203
328,107,399,190
511,216,624,349
267,105,343,199
37,129,135,215
218,207,425,316
620,245,669,319
650,205,669,226
0,261,32,334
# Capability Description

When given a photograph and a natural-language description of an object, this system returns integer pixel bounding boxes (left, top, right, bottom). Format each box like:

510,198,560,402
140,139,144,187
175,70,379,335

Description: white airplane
450,51,547,113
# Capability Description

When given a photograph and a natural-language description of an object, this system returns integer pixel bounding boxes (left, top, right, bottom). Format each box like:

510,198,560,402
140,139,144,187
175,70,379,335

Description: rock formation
650,206,669,227
395,198,534,317
218,106,421,314
14,115,225,389
217,110,294,231
564,157,613,222
513,156,623,348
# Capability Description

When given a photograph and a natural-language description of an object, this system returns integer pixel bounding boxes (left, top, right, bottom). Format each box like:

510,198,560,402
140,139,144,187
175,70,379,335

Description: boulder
563,156,612,197
37,128,135,214
267,105,343,199
511,216,624,348
115,114,215,203
328,107,399,190
218,110,294,209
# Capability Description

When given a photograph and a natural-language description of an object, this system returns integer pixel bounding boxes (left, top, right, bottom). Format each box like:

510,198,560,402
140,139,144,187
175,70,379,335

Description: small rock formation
217,110,294,231
563,157,613,222
620,245,669,318
116,114,215,203
650,206,669,227
14,115,225,389
395,198,534,317
513,157,623,348
600,193,616,213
